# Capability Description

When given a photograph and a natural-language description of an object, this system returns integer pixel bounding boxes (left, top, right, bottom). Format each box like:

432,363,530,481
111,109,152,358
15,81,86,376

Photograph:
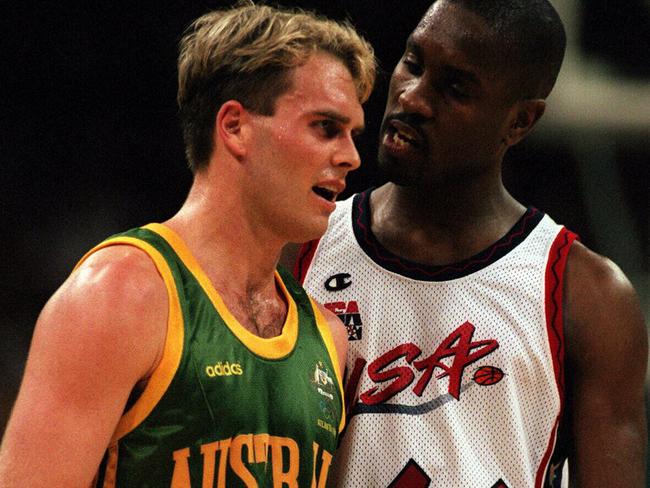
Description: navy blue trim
351,189,545,281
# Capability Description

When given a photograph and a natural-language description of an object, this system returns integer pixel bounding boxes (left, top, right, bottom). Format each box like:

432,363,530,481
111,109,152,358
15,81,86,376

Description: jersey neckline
143,223,300,359
351,189,544,281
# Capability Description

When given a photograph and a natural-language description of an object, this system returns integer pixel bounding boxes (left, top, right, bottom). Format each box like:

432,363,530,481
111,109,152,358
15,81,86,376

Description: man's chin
287,221,330,245
376,156,418,188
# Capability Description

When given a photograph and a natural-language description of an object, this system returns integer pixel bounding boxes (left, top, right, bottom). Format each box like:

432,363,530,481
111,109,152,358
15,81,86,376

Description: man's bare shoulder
564,240,646,353
39,244,168,379
313,302,348,378
69,245,166,313
565,240,645,329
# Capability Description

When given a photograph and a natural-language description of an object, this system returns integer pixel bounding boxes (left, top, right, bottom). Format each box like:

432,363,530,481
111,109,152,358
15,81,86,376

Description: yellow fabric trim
310,299,346,434
100,444,118,488
143,223,298,360
74,236,184,443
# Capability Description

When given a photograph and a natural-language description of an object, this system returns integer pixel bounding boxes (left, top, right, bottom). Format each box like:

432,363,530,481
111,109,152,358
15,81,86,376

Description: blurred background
2,0,648,472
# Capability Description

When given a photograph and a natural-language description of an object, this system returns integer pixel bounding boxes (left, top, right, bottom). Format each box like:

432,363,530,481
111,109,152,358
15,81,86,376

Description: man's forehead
281,55,363,121
280,84,363,121
412,1,500,70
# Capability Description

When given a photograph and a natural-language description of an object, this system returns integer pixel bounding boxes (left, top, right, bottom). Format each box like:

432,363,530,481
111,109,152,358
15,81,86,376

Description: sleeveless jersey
297,190,578,488
76,223,344,488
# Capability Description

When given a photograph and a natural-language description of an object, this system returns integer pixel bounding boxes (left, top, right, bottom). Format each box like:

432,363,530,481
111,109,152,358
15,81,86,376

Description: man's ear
214,100,249,160
505,99,546,147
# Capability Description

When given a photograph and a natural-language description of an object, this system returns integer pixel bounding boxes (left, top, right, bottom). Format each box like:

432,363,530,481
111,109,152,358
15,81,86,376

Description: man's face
378,1,519,188
243,52,364,243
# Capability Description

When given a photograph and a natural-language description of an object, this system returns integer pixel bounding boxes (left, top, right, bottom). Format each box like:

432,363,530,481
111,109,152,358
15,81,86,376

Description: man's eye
316,120,340,138
448,81,469,99
402,54,423,76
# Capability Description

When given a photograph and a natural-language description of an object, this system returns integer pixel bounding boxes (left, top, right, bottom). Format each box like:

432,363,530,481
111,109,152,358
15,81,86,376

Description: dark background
2,0,648,467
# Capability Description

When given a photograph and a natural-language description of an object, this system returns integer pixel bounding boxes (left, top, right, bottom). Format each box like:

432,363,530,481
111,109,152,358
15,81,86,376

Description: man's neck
164,176,288,338
369,181,526,266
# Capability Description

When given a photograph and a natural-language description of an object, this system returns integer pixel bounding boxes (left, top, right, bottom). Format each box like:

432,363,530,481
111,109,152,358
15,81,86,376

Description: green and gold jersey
78,224,344,488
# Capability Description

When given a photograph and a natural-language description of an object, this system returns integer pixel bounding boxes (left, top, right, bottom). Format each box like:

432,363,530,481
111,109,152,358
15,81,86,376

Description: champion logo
324,273,352,291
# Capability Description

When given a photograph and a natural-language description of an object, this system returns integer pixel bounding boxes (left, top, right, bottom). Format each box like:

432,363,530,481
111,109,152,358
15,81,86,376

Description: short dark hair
446,0,566,99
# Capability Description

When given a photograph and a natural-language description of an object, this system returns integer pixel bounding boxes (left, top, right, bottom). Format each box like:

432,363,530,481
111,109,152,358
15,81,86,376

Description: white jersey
297,190,578,488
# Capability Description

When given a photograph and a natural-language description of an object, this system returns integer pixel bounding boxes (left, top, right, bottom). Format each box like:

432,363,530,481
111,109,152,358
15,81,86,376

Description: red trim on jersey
387,459,432,488
536,227,578,488
294,239,320,284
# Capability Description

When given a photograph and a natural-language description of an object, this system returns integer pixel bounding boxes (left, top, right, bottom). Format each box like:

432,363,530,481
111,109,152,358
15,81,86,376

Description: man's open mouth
312,186,336,201
387,120,423,148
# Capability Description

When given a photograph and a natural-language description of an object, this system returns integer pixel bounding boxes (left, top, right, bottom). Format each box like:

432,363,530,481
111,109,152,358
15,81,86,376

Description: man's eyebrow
405,36,421,56
313,110,365,134
406,33,480,87
313,110,349,124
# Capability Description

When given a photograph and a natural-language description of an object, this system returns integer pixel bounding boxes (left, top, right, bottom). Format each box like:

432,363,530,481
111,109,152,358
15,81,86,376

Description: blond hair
177,1,376,172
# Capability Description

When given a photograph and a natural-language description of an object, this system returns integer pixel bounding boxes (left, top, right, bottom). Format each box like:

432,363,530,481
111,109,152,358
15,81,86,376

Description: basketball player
0,3,376,486
293,0,648,486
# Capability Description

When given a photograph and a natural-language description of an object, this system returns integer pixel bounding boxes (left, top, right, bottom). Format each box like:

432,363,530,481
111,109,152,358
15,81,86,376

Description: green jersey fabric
79,224,344,488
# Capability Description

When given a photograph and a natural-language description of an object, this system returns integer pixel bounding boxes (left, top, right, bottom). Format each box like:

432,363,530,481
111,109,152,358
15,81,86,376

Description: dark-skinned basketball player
292,0,648,486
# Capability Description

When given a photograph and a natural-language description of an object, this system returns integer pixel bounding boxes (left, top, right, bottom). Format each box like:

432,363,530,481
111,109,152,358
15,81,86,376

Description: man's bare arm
317,304,349,379
564,242,647,487
0,246,167,487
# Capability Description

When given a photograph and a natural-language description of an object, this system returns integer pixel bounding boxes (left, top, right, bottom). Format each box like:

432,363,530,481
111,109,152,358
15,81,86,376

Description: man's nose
398,78,434,119
333,136,361,172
